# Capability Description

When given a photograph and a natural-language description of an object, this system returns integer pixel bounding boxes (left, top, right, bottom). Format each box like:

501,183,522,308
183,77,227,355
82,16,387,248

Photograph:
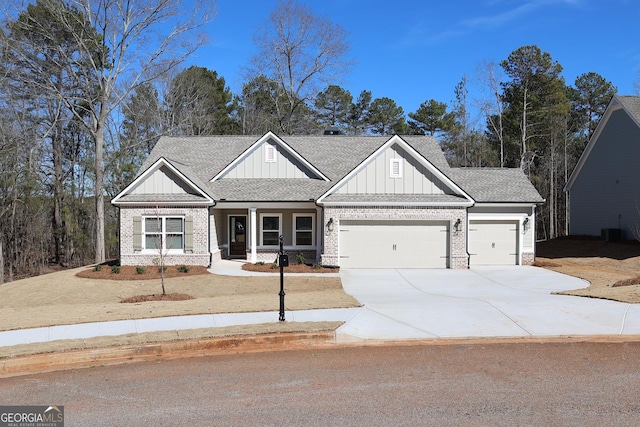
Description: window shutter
185,216,194,252
133,216,142,251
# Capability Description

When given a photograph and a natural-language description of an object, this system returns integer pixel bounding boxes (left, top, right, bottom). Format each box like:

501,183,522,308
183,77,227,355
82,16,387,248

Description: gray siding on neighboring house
570,109,640,238
220,141,316,179
336,143,449,195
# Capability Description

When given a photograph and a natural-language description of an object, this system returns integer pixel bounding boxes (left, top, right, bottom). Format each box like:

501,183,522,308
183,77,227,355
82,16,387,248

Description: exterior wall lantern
326,217,334,233
522,217,530,232
454,218,462,233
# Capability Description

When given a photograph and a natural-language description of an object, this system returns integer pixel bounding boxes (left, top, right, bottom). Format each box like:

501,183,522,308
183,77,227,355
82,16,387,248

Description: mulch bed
121,293,194,303
612,276,640,288
76,265,210,280
241,263,339,273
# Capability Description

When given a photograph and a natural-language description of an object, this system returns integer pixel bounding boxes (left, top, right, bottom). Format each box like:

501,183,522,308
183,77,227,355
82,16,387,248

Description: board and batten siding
130,166,193,195
221,141,315,179
570,108,640,238
336,143,449,195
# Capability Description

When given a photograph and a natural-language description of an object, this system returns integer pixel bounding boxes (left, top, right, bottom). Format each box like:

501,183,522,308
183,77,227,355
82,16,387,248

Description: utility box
601,228,621,242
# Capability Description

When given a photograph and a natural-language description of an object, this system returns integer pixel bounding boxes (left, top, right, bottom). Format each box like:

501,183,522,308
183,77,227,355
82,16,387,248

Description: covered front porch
211,203,325,265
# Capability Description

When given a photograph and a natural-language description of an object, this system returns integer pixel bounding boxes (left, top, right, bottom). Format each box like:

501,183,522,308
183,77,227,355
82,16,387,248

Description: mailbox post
278,235,288,321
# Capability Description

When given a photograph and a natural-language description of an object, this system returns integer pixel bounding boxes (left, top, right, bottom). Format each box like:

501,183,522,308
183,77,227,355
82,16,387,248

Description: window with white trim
144,217,184,251
293,213,315,246
260,213,281,246
390,158,402,178
265,144,276,162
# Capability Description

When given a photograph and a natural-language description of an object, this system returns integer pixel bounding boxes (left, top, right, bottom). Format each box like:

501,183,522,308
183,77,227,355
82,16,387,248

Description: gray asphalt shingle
132,133,542,204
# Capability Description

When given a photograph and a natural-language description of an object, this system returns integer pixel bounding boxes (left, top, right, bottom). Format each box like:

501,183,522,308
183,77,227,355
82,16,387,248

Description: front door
229,216,247,258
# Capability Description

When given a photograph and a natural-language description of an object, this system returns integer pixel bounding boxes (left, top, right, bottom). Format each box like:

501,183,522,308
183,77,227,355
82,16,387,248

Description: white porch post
250,207,257,263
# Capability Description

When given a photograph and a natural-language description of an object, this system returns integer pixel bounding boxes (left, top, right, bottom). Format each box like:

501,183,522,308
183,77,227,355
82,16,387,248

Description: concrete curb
3,332,640,378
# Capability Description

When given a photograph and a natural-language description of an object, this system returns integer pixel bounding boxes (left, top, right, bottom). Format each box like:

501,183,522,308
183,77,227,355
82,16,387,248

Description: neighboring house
112,131,543,269
565,95,640,240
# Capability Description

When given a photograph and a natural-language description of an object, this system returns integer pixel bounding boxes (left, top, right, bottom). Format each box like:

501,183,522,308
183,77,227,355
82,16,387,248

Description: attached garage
468,220,519,265
339,220,450,268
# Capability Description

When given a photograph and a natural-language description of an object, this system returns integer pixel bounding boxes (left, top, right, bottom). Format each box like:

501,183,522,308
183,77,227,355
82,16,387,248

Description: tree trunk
0,241,4,284
94,104,106,264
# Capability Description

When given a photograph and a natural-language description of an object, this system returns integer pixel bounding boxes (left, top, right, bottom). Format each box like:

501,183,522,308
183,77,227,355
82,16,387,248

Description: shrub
93,264,103,272
296,252,306,265
177,265,190,273
270,263,278,270
256,261,265,265
136,266,147,274
158,265,168,273
312,263,323,270
111,265,121,274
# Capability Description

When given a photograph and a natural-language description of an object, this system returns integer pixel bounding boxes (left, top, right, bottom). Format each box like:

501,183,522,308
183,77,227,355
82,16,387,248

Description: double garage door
468,220,519,265
339,220,449,269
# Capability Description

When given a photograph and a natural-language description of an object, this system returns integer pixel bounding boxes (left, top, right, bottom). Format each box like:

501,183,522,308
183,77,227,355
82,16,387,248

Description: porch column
250,207,257,263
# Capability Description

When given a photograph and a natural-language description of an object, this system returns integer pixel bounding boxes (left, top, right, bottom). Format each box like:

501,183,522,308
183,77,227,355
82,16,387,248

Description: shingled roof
131,133,542,204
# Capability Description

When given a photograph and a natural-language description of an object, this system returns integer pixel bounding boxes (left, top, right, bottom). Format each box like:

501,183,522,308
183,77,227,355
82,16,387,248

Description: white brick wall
119,206,211,266
321,205,469,269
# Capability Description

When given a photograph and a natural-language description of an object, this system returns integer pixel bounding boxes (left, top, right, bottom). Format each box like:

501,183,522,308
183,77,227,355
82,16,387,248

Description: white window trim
292,213,316,247
265,144,276,163
259,213,282,247
390,158,402,178
142,216,185,254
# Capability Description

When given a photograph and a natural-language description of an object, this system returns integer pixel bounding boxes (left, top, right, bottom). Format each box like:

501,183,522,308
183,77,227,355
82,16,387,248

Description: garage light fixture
523,217,529,232
454,219,462,233
326,217,334,233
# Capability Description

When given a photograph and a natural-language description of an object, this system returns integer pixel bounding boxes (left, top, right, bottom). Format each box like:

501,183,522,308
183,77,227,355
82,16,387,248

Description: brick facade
119,206,211,266
320,205,469,269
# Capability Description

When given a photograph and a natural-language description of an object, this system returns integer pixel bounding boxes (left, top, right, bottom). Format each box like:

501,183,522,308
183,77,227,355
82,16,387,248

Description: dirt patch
242,263,339,274
536,237,640,303
77,265,209,280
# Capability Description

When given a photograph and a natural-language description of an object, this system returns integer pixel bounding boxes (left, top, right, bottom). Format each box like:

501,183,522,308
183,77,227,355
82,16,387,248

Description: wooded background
0,0,625,281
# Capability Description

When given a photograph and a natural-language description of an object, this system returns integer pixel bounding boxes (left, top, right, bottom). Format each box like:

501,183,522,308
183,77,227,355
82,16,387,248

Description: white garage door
339,220,449,268
468,220,519,265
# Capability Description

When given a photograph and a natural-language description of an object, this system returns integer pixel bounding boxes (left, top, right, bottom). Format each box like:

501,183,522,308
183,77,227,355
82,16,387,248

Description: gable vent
265,144,276,162
390,158,402,178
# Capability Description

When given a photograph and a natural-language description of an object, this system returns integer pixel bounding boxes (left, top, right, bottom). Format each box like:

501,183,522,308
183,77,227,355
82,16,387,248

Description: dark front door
229,216,247,258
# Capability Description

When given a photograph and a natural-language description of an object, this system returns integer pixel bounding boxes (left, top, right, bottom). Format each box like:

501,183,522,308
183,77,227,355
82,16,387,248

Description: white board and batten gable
111,157,213,205
211,131,329,181
317,135,473,205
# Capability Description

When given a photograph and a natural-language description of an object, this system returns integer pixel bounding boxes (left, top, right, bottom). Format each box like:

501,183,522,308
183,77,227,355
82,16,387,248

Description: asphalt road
1,342,640,426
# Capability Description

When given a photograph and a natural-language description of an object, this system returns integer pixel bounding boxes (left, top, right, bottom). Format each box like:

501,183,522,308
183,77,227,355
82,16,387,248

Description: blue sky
188,0,639,124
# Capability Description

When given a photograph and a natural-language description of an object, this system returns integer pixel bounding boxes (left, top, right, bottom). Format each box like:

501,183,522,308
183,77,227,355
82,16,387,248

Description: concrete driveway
337,266,640,342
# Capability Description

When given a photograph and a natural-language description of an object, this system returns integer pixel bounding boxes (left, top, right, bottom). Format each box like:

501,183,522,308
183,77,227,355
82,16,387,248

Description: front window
293,214,315,246
144,217,184,251
260,214,281,246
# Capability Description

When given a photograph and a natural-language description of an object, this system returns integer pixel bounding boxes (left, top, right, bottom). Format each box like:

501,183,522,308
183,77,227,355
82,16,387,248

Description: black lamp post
278,235,287,322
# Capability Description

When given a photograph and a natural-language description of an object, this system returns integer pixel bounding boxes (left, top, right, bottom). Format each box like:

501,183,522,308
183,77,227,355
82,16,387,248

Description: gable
218,138,318,179
565,96,640,192
130,165,195,195
211,132,329,181
336,143,451,195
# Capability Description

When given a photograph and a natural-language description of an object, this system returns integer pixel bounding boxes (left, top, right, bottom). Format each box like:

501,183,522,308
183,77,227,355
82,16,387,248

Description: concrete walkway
2,261,640,348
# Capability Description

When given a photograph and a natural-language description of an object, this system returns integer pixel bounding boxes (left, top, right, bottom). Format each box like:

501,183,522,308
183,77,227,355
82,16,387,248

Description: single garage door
339,220,449,268
468,220,518,265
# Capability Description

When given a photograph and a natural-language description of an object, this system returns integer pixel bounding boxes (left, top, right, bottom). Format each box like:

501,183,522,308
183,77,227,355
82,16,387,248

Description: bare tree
248,0,351,135
475,60,506,167
4,0,214,263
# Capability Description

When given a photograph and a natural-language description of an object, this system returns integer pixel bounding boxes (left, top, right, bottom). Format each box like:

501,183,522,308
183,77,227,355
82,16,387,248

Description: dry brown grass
536,237,640,303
